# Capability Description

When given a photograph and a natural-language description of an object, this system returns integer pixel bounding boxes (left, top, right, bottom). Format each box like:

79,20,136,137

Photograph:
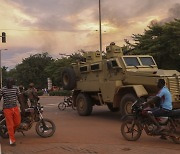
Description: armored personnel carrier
62,42,180,116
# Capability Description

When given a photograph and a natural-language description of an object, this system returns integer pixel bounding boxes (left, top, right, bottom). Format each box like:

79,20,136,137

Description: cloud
161,3,180,23
5,0,180,33
7,0,96,31
1,0,180,69
100,0,171,27
2,48,39,69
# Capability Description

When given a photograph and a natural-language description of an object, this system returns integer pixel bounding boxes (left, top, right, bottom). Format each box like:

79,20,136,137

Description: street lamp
0,48,8,88
99,0,102,53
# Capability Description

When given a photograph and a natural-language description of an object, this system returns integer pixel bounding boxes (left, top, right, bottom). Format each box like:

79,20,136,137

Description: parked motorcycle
0,102,56,138
121,99,180,144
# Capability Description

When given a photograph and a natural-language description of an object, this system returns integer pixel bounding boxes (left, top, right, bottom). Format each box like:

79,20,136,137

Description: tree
124,19,180,71
14,52,54,89
1,66,8,87
45,52,84,86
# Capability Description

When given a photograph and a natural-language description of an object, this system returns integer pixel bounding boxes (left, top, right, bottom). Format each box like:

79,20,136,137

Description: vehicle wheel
120,94,136,116
62,68,76,90
107,103,119,112
121,118,142,141
170,120,180,144
58,102,66,110
36,118,56,138
76,93,93,116
0,120,9,139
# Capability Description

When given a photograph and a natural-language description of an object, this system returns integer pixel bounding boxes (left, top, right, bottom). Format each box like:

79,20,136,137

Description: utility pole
99,0,102,52
0,49,1,88
0,49,8,88
0,32,7,88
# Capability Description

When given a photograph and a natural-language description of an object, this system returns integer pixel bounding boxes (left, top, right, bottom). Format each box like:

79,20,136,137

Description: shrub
37,90,44,96
49,90,71,96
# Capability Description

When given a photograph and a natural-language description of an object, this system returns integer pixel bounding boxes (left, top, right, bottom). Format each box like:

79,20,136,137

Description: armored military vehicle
62,42,180,116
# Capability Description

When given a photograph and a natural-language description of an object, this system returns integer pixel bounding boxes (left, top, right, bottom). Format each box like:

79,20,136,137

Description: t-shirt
156,86,172,110
0,86,20,109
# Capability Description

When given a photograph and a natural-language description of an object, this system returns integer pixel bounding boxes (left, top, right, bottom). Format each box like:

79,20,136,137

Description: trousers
152,107,170,117
3,106,21,143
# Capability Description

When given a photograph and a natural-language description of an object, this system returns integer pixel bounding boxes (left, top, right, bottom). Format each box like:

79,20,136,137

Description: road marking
46,104,57,106
44,104,57,107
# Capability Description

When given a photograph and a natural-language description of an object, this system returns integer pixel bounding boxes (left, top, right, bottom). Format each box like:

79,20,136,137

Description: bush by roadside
49,90,71,96
37,90,44,96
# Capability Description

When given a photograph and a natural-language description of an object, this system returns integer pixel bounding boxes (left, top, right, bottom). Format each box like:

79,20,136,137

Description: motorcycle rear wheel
58,102,66,110
0,120,9,139
36,118,56,138
121,118,142,141
170,119,180,144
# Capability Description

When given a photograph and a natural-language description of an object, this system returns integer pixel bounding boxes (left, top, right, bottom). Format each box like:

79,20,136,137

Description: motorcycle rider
143,79,172,133
0,78,21,146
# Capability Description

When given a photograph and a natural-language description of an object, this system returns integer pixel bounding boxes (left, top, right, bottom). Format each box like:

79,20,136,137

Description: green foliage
49,90,71,96
37,90,44,96
12,52,54,89
45,52,84,86
1,66,8,87
124,19,180,71
2,51,84,89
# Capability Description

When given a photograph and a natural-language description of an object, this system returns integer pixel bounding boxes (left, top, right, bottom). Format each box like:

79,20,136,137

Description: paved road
1,96,180,154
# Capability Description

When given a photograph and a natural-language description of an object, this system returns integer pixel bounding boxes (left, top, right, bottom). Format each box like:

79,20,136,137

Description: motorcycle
121,99,180,144
0,102,56,138
58,96,76,110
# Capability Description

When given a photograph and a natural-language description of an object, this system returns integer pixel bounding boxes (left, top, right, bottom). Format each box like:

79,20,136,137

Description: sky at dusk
0,0,180,69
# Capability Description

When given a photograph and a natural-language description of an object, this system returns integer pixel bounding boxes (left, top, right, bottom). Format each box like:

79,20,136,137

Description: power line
0,28,92,32
0,28,61,32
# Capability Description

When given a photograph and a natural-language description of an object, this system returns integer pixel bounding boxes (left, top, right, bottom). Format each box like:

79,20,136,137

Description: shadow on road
89,108,122,122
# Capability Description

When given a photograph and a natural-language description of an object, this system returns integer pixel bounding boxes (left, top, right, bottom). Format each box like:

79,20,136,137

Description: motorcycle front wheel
121,118,142,141
58,102,66,110
35,118,56,138
0,120,9,139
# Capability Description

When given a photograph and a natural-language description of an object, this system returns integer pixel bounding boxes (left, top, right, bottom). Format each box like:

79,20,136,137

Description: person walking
0,78,21,146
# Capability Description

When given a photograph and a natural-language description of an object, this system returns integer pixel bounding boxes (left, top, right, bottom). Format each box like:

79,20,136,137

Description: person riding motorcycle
143,79,173,133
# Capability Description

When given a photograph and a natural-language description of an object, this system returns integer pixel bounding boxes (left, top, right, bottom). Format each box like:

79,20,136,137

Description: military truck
62,42,180,116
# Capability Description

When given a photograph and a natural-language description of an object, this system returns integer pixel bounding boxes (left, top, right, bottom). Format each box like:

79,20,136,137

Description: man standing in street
0,78,21,146
27,83,39,107
18,85,29,116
